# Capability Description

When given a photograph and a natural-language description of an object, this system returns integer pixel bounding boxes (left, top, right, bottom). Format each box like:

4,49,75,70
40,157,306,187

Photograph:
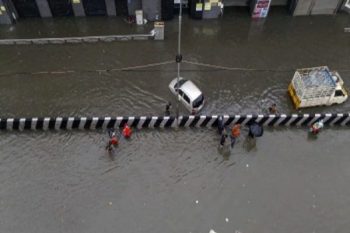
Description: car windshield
174,79,188,89
192,94,204,108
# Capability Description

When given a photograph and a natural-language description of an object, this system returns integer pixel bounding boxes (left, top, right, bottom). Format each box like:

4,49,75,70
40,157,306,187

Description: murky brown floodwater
0,8,350,233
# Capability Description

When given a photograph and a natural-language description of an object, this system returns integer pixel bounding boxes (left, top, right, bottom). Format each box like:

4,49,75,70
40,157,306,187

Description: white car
169,77,205,114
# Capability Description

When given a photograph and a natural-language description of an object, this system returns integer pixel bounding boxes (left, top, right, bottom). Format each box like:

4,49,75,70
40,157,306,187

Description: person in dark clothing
217,115,224,135
220,133,227,147
165,102,172,116
219,127,228,148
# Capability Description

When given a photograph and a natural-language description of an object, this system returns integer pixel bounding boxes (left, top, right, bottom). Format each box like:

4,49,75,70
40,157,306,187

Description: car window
183,94,190,104
335,90,344,97
174,79,188,89
178,89,184,96
193,94,204,108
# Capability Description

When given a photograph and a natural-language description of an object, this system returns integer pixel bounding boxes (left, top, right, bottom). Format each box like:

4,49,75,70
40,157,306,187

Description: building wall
0,0,18,24
292,0,313,15
142,0,161,21
311,0,342,14
224,0,288,6
105,0,116,16
292,0,343,15
72,0,85,17
270,0,288,6
0,0,12,24
128,0,142,15
1,0,348,24
35,0,52,17
342,0,350,13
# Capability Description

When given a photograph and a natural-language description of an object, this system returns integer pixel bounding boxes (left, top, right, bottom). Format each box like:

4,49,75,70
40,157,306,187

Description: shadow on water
217,144,231,159
243,136,257,152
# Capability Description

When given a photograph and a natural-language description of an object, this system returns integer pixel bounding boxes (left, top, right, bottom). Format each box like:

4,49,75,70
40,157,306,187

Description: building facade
0,0,349,25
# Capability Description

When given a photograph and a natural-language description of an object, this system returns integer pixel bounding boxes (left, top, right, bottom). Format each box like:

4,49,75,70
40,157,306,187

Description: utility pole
176,0,183,124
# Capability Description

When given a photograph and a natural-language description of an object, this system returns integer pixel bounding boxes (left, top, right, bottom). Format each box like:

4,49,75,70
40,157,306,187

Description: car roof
180,80,202,100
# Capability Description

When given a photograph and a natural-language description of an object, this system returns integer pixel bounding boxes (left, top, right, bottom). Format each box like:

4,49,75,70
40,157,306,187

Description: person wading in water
106,129,119,151
230,124,241,148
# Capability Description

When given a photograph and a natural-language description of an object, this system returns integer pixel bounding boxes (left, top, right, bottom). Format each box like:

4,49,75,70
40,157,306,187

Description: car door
177,89,189,111
182,92,192,112
178,89,185,103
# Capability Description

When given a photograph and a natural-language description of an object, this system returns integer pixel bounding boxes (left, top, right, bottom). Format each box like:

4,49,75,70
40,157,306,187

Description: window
335,90,344,97
174,79,188,90
183,94,190,104
193,94,204,108
178,89,184,96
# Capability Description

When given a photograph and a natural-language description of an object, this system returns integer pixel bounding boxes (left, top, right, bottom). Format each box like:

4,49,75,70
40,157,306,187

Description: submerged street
0,9,350,233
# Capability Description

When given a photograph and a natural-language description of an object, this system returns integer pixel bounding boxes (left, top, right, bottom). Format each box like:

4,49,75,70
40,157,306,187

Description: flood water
0,8,350,233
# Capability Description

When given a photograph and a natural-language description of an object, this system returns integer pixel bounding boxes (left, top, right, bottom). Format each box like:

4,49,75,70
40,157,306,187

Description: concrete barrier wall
1,113,349,131
0,33,155,45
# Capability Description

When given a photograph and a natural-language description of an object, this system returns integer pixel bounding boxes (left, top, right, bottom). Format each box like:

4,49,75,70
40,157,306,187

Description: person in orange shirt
122,124,132,138
230,124,241,148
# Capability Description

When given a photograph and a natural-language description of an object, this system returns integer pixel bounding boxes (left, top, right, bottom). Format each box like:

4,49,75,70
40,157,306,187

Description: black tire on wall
12,0,40,17
48,0,73,17
161,0,174,20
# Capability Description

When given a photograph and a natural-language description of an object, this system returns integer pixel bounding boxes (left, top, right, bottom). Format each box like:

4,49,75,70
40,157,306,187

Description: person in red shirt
122,124,132,138
110,133,118,145
309,120,324,135
106,130,119,151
